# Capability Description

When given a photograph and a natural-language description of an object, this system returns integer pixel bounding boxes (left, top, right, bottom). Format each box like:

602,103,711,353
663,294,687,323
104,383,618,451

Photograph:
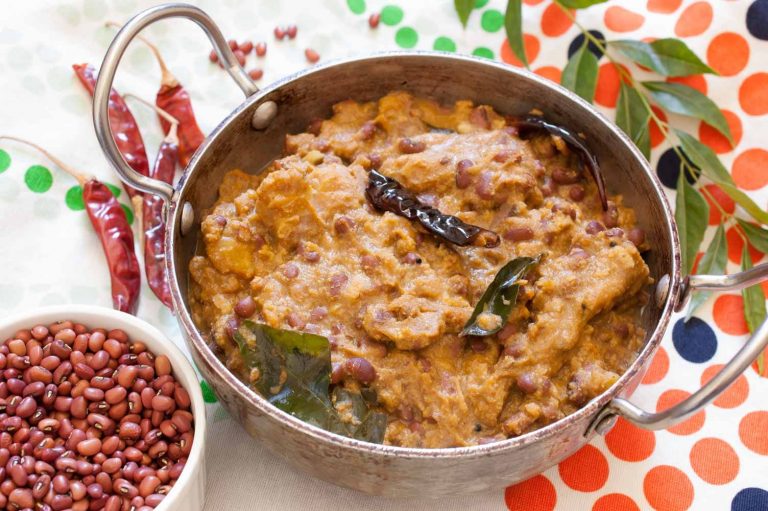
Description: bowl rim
168,50,681,459
0,304,207,510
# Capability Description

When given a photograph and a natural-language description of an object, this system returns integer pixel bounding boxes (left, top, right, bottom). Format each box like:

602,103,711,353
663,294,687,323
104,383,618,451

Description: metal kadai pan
93,3,768,497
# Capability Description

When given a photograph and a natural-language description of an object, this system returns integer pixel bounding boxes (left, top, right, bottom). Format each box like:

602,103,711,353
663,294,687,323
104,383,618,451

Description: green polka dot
0,150,10,174
201,380,218,403
433,36,457,52
120,203,134,225
65,185,85,211
24,165,53,193
380,5,404,26
481,9,504,32
346,0,366,14
473,46,495,59
395,27,418,48
475,0,489,7
105,183,122,199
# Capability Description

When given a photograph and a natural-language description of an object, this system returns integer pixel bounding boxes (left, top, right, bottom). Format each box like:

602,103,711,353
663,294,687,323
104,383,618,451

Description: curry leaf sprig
453,0,767,374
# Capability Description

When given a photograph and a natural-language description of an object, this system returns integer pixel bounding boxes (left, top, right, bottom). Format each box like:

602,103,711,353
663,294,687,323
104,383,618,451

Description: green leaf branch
460,0,768,373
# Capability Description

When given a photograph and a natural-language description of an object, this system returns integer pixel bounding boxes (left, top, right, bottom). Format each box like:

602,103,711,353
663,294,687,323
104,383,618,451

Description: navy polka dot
656,147,701,189
747,0,768,41
673,317,717,363
568,30,606,59
732,488,768,511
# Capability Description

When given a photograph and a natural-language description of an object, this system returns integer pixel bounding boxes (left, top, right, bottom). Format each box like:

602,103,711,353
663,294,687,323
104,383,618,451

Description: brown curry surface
188,92,651,448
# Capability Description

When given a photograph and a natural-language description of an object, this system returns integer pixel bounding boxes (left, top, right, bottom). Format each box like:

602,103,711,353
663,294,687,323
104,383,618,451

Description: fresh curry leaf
454,0,475,27
505,0,528,69
675,130,768,224
741,248,767,334
616,83,651,160
561,41,599,103
736,219,768,254
686,224,727,320
461,255,541,337
556,0,609,8
643,82,732,143
233,321,385,443
675,170,709,275
611,39,716,77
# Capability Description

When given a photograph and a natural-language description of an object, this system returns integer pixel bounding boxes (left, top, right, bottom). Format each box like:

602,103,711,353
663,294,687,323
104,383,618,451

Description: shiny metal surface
95,3,766,497
590,262,768,432
92,3,257,203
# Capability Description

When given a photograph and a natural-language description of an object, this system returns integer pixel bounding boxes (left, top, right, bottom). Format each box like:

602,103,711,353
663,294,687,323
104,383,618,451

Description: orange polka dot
649,106,667,148
701,184,736,225
691,252,704,274
739,411,768,455
593,493,640,511
701,364,749,408
699,110,742,154
604,6,645,32
643,466,694,511
675,1,713,37
541,3,573,37
690,438,740,484
707,33,750,77
595,63,629,108
642,346,669,384
505,475,557,511
713,294,749,335
648,0,682,14
523,0,545,4
667,75,708,95
605,417,656,462
657,390,705,435
500,34,541,67
535,66,562,84
558,445,609,492
740,73,768,116
732,149,768,190
726,224,763,265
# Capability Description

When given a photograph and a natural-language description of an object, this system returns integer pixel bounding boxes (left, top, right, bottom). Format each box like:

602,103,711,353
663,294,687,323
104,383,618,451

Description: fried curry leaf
330,387,388,443
675,131,768,225
610,39,716,77
741,247,767,334
643,81,732,143
561,41,599,103
675,169,709,275
454,0,475,27
685,224,727,321
461,255,541,337
233,321,385,443
616,82,651,160
504,0,528,69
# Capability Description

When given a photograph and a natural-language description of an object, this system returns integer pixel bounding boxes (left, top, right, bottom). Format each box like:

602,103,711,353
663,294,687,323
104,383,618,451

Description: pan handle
589,262,768,434
93,3,258,203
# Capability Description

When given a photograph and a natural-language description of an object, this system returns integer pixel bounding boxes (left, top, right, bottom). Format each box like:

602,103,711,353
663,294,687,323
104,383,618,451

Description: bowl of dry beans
0,305,206,511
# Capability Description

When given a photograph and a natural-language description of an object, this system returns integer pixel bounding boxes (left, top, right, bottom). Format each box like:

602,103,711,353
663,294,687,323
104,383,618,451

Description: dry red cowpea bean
305,48,320,63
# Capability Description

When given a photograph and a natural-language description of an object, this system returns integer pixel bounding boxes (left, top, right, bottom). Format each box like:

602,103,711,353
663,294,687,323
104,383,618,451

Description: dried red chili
0,136,140,313
366,169,500,248
123,95,179,309
507,115,608,210
72,63,150,199
129,31,205,168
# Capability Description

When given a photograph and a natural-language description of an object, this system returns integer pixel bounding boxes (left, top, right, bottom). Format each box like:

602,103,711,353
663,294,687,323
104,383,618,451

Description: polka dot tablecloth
0,0,766,509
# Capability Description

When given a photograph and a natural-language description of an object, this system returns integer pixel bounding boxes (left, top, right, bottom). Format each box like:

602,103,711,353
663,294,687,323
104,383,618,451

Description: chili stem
105,21,178,88
123,94,180,145
0,136,90,185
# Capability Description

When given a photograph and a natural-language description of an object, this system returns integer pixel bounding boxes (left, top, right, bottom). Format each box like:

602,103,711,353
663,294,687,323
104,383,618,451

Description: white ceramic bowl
0,305,207,511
